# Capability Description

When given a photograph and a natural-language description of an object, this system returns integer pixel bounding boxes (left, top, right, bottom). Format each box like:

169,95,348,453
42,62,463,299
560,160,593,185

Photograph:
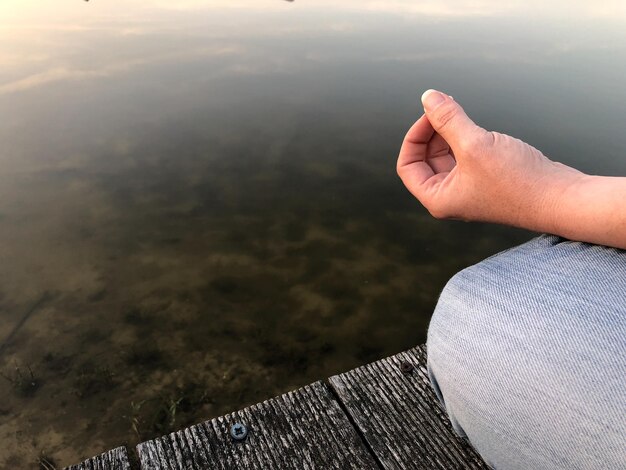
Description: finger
428,132,451,158
397,115,437,199
421,89,484,152
427,132,455,172
398,160,435,201
397,114,435,169
428,154,456,174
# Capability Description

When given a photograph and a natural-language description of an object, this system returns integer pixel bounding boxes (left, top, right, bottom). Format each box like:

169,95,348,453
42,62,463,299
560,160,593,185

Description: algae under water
1,0,626,466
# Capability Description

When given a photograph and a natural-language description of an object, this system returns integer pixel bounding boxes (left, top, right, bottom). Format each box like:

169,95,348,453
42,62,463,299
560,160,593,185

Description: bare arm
397,89,626,250
547,175,626,249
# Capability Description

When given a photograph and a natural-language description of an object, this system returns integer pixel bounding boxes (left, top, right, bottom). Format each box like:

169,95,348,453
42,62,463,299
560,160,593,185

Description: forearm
538,174,626,250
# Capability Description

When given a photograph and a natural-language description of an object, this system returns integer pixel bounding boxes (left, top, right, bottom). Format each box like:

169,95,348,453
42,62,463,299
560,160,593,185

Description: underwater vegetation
0,362,40,397
73,364,116,399
37,453,58,470
126,382,212,440
124,345,166,371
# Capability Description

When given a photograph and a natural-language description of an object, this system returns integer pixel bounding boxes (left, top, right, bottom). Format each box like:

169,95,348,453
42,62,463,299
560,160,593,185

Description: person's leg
427,235,626,470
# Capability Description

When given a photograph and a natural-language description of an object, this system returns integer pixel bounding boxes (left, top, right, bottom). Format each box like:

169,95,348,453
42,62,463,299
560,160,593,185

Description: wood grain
329,345,489,469
137,380,378,469
64,446,131,470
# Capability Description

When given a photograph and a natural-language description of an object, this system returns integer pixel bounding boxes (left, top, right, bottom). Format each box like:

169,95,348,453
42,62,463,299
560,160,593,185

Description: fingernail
421,89,446,111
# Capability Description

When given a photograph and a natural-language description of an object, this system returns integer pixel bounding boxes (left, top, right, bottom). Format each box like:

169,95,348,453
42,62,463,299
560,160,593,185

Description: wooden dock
65,345,489,469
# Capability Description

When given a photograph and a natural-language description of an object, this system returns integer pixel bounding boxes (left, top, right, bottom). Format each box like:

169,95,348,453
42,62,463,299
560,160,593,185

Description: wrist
531,164,588,236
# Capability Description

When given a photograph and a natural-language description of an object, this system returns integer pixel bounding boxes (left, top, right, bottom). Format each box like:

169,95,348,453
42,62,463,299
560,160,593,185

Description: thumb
421,89,483,150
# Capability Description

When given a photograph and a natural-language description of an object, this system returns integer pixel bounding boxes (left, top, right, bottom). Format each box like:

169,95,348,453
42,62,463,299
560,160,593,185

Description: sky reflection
3,0,626,96
3,0,626,20
2,0,626,175
1,1,626,466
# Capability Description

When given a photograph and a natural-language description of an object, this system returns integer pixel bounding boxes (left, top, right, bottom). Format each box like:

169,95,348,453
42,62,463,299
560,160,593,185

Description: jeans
427,235,626,470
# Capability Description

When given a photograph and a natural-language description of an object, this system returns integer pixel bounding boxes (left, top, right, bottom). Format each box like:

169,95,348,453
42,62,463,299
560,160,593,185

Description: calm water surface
1,1,626,466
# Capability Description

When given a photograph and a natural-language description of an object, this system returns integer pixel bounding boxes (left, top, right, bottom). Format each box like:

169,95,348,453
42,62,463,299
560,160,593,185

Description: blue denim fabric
427,235,626,470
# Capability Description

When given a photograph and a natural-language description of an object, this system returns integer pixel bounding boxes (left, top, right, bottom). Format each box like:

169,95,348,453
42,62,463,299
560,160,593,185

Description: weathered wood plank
136,380,379,469
329,345,489,469
64,446,131,470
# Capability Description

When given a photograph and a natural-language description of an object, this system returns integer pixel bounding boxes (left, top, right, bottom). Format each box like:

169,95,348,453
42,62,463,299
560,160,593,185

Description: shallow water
1,1,626,467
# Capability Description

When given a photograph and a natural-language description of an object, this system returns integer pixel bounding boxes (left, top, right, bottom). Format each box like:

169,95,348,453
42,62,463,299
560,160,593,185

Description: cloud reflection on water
3,0,626,98
1,1,626,466
3,0,626,18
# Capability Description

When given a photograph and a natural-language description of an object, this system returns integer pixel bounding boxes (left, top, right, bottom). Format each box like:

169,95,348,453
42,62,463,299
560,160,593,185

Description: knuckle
458,134,480,153
434,103,458,132
459,130,490,154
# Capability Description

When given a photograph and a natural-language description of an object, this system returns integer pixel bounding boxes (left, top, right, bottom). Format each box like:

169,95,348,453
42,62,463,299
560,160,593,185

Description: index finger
397,114,436,193
398,114,435,168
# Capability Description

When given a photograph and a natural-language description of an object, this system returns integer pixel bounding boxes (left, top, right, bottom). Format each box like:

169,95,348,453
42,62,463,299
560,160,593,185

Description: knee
425,268,483,428
425,259,524,420
424,239,626,469
424,261,523,454
426,247,530,370
426,267,479,371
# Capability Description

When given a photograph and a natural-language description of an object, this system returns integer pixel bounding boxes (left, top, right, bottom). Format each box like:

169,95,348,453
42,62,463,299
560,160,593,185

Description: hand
397,89,583,228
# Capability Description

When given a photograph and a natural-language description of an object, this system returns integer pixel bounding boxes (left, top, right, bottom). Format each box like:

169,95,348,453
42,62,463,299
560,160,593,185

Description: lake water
1,1,626,467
